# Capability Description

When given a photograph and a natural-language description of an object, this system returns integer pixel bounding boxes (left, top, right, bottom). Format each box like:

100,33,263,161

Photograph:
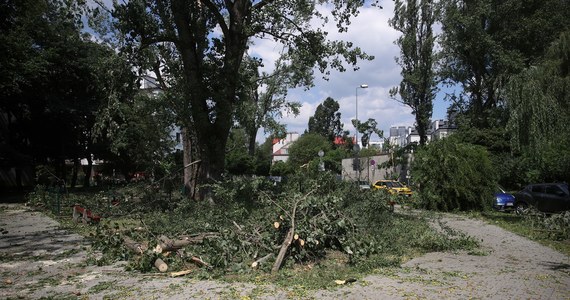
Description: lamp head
360,84,369,88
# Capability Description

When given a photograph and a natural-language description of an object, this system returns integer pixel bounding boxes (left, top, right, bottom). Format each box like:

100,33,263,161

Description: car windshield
391,182,403,188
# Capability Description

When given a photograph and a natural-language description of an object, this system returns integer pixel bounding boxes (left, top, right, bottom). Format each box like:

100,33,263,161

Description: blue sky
249,1,449,143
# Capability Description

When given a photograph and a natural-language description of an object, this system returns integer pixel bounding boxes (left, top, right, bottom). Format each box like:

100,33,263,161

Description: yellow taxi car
372,180,412,197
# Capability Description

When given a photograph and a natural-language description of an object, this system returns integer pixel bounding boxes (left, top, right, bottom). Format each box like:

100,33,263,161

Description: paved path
1,205,568,299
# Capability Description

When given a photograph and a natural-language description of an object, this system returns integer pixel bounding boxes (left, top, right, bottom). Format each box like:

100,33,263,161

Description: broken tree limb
155,235,192,253
272,228,294,273
190,256,211,268
170,270,192,277
154,258,168,272
154,233,219,253
123,236,148,254
271,189,316,274
251,253,273,269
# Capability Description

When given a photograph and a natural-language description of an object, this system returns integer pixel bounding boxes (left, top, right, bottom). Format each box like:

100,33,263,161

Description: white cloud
250,2,446,143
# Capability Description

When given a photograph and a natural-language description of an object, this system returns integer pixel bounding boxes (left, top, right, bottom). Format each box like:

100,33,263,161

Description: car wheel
515,202,529,215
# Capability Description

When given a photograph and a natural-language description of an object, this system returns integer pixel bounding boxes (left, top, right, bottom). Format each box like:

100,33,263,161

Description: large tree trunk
171,0,248,201
182,126,200,200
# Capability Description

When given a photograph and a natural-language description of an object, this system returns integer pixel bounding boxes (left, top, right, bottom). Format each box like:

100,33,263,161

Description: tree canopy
107,0,373,199
389,0,438,146
307,97,345,144
0,0,135,186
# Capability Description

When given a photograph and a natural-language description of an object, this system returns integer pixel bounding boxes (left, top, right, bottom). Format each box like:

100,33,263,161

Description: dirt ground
1,204,569,299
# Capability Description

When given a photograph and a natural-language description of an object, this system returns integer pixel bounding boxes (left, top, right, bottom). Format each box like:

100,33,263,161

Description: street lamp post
355,84,368,183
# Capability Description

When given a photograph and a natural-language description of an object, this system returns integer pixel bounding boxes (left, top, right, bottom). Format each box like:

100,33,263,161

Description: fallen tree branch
123,236,148,254
251,253,273,269
190,256,211,268
154,233,219,253
271,189,316,273
170,270,192,277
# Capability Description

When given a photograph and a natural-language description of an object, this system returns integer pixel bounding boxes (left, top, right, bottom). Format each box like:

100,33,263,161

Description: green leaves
390,0,438,145
412,137,497,211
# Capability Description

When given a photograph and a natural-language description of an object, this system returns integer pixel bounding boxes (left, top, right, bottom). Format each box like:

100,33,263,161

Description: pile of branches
89,174,394,274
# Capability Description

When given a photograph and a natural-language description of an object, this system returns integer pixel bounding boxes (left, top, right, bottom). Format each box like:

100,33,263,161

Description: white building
271,132,300,163
388,119,456,148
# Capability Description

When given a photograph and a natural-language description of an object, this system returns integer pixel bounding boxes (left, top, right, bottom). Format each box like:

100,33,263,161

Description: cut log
293,233,299,240
154,258,168,272
273,222,280,229
251,253,273,269
123,236,148,254
155,233,219,253
155,235,193,253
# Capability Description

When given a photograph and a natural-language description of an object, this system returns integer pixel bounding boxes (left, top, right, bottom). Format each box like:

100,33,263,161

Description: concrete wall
341,154,402,184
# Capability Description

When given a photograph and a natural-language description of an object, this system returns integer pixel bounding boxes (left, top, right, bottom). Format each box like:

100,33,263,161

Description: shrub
412,136,497,211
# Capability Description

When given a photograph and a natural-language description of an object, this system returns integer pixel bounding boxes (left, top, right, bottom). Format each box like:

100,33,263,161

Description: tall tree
108,0,373,200
307,97,345,144
439,0,570,128
236,56,301,156
506,31,570,183
354,118,383,148
0,0,131,186
389,0,438,146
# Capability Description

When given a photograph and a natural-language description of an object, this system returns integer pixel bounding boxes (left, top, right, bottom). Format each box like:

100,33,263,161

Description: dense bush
412,136,497,211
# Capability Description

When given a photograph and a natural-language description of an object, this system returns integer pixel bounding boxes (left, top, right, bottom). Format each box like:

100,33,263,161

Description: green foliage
506,30,570,184
439,0,570,128
287,134,332,169
412,137,497,211
270,161,293,177
1,0,135,183
65,170,480,276
109,0,374,187
353,118,384,148
307,97,345,144
390,0,438,145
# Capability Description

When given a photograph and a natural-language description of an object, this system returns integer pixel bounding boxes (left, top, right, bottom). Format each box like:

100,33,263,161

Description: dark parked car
494,186,515,211
514,183,570,214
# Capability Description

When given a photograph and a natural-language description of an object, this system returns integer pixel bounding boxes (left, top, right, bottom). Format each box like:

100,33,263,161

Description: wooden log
155,233,219,253
155,235,193,253
154,258,168,272
272,227,294,273
170,270,192,277
251,253,273,269
123,236,148,254
190,256,211,268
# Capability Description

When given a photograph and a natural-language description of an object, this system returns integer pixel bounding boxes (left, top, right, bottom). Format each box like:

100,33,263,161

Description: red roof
334,136,355,145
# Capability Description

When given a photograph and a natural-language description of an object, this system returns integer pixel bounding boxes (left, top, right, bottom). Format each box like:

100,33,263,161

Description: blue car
494,186,515,211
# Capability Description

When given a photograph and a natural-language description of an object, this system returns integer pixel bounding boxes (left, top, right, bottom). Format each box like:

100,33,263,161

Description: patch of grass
88,281,116,293
476,211,570,256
